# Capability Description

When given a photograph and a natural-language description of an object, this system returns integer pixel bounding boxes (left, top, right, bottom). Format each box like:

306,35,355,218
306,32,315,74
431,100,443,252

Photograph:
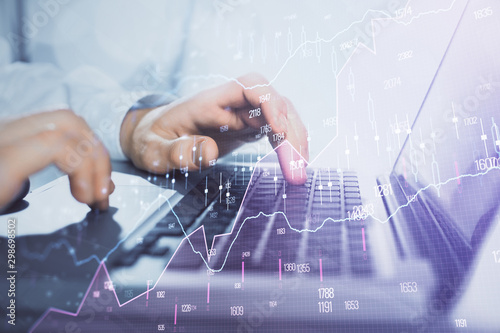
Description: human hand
120,73,309,184
0,110,115,211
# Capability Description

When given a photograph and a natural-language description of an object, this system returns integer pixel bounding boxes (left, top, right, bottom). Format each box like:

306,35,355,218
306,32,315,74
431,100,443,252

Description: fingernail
195,140,206,166
109,180,115,194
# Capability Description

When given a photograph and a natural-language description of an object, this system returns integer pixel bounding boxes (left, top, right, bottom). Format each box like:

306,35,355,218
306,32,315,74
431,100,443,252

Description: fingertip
98,198,110,211
282,164,308,185
275,142,308,185
89,198,109,212
89,180,112,211
284,167,308,185
93,175,114,203
198,137,219,168
109,179,115,195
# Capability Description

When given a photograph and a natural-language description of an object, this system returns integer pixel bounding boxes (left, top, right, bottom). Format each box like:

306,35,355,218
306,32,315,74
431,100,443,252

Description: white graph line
165,165,499,273
176,0,459,91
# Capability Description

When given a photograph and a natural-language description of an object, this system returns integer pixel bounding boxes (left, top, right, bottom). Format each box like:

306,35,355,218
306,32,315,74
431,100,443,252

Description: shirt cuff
81,92,178,161
74,91,151,161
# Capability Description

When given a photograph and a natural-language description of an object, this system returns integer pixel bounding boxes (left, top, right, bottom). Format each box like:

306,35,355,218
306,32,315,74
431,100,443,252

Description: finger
184,96,248,133
0,112,114,209
208,73,288,135
55,115,113,209
0,130,60,185
215,75,291,148
276,98,309,185
209,74,309,184
275,141,308,185
51,124,102,207
0,144,39,208
91,143,114,211
224,75,309,184
66,150,95,206
0,109,80,145
137,133,219,173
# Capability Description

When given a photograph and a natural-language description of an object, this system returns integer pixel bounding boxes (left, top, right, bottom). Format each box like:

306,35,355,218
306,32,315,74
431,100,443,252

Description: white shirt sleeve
0,58,150,160
62,65,150,160
1,0,193,160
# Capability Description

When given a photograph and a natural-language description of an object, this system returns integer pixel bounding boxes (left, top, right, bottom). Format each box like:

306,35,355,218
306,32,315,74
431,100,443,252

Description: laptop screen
392,0,500,245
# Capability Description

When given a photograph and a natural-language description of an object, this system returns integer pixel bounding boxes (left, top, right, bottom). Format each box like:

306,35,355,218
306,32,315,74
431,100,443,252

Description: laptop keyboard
111,166,372,277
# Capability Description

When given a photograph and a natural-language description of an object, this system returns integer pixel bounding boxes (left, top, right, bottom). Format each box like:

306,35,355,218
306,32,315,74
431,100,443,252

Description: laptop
2,0,500,331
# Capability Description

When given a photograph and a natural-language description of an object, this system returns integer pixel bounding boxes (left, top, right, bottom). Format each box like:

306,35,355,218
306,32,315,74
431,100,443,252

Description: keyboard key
312,201,342,210
313,196,340,203
318,180,340,186
344,186,360,193
345,198,362,205
316,190,341,198
323,185,341,191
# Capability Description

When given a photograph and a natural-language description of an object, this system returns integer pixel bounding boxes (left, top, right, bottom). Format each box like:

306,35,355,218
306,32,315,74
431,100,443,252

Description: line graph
15,1,463,265
29,158,500,332
22,2,493,331
18,197,167,267
20,133,499,280
16,1,500,332
310,0,466,167
20,238,100,266
176,0,460,91
161,161,500,274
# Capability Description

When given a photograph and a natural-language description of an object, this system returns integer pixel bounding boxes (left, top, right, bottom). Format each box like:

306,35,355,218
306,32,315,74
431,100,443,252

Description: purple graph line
279,258,282,281
319,259,323,282
362,228,366,252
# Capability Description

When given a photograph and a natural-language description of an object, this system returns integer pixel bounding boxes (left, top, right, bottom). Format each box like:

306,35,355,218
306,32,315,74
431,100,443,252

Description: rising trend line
162,164,500,273
176,0,459,91
29,165,500,333
20,193,165,267
308,0,462,166
20,238,101,266
26,0,466,324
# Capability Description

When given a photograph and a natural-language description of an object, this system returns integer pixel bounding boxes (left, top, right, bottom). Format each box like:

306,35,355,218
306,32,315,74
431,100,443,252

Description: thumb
162,135,219,172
